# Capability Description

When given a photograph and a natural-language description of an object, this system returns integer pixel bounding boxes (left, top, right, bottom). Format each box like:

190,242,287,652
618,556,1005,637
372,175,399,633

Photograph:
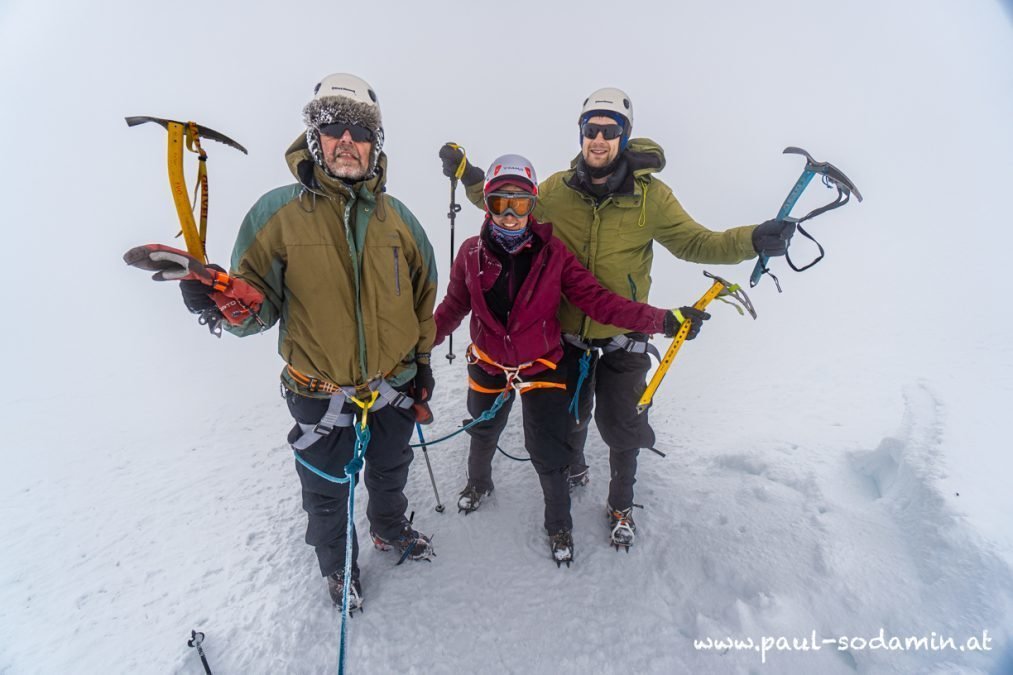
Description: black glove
752,218,797,257
180,263,226,314
663,306,711,340
412,361,435,402
439,143,485,186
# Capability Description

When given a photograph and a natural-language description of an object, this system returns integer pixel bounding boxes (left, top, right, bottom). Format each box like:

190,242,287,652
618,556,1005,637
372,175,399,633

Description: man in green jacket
183,73,439,610
440,87,794,550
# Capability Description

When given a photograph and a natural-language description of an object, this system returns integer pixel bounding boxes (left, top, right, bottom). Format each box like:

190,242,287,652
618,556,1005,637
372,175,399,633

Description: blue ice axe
750,147,863,291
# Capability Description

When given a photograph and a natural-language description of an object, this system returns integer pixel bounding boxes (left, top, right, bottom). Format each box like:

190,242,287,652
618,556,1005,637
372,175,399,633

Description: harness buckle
313,421,334,436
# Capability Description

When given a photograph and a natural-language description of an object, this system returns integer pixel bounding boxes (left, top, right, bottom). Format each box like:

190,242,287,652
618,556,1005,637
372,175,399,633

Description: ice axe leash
636,272,756,414
445,143,468,364
750,146,863,292
125,116,248,262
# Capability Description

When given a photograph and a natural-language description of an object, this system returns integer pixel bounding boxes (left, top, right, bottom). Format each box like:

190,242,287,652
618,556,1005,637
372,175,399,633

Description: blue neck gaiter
490,222,533,254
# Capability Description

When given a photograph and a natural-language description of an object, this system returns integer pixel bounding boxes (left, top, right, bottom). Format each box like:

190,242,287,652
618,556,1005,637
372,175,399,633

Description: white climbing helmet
579,86,633,131
303,73,384,177
484,154,538,195
311,73,381,124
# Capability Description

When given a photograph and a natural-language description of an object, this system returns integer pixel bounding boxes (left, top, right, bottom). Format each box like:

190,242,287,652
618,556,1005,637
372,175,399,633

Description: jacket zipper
393,246,401,296
628,274,638,302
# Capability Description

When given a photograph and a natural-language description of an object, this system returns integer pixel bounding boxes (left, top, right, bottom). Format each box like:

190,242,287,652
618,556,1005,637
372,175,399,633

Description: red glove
124,244,264,325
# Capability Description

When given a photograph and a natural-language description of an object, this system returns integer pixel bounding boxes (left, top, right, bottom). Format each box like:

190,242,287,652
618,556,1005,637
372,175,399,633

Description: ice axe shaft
125,116,247,262
637,272,756,414
750,146,863,289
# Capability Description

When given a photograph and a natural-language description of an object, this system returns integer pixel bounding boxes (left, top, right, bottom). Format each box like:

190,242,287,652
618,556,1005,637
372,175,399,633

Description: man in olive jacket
440,87,793,550
184,73,438,609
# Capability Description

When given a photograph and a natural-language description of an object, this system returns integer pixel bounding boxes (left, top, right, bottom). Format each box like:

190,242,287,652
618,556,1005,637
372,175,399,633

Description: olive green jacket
226,135,437,393
466,138,756,339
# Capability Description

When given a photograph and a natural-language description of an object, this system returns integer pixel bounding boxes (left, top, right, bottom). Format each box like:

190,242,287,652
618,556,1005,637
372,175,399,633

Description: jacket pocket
393,246,401,296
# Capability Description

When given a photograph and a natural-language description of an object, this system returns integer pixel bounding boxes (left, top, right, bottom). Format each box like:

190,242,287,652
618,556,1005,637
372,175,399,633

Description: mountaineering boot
607,503,637,551
371,521,436,563
567,468,589,493
457,481,493,514
550,529,575,567
327,567,363,613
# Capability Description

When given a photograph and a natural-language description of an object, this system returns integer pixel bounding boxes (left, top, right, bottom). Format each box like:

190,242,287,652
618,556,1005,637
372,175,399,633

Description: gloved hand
439,143,485,186
752,218,797,257
663,306,711,340
412,360,435,402
180,263,226,314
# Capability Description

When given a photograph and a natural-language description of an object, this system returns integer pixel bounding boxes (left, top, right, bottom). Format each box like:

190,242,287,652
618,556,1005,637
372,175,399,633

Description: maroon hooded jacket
433,217,668,376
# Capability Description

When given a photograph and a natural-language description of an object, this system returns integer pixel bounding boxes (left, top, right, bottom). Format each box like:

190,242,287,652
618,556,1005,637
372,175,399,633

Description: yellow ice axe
637,271,757,414
125,116,248,262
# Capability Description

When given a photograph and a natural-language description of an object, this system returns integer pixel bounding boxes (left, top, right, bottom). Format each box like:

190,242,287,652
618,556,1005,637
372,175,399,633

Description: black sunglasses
580,122,624,141
319,123,374,142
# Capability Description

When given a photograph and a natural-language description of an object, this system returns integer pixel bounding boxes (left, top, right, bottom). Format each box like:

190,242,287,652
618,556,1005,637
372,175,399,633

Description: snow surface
2,1,1012,673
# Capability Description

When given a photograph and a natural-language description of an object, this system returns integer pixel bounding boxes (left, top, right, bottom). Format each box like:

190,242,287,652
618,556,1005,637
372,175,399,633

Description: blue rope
567,350,592,423
407,389,511,448
290,410,371,673
337,420,370,675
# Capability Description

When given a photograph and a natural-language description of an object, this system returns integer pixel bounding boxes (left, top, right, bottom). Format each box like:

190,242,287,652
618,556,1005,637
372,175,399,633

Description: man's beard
325,149,367,180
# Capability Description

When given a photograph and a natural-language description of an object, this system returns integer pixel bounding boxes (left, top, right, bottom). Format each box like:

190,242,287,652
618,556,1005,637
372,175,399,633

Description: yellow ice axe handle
166,122,205,260
636,280,726,414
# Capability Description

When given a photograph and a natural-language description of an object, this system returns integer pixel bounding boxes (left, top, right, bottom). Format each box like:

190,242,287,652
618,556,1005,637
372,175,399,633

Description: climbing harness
466,344,567,395
564,333,661,423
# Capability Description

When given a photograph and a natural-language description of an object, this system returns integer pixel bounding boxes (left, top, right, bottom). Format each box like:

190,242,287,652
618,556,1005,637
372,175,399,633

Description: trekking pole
445,144,468,364
415,423,445,512
187,630,213,675
636,271,756,414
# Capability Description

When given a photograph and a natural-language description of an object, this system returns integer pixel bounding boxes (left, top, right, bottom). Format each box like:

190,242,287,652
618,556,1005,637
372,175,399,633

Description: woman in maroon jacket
433,154,706,565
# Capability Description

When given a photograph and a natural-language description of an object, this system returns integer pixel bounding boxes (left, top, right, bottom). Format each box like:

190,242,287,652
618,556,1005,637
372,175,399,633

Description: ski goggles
486,191,536,218
318,123,374,142
580,122,624,141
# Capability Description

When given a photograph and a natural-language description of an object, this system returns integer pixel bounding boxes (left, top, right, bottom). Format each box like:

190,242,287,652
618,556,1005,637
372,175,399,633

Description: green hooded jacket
226,135,437,395
467,138,756,340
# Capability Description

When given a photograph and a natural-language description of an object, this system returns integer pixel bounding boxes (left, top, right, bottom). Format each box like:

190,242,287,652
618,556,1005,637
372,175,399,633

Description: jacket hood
569,137,665,175
284,133,388,199
568,137,665,198
302,95,384,178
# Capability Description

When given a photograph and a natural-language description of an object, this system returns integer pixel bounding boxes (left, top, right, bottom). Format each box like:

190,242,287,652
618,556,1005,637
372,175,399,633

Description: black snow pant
464,363,574,535
561,338,655,510
285,388,415,577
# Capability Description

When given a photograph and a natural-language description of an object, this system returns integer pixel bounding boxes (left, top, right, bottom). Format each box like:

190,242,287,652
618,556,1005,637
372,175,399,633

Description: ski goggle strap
486,191,536,217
